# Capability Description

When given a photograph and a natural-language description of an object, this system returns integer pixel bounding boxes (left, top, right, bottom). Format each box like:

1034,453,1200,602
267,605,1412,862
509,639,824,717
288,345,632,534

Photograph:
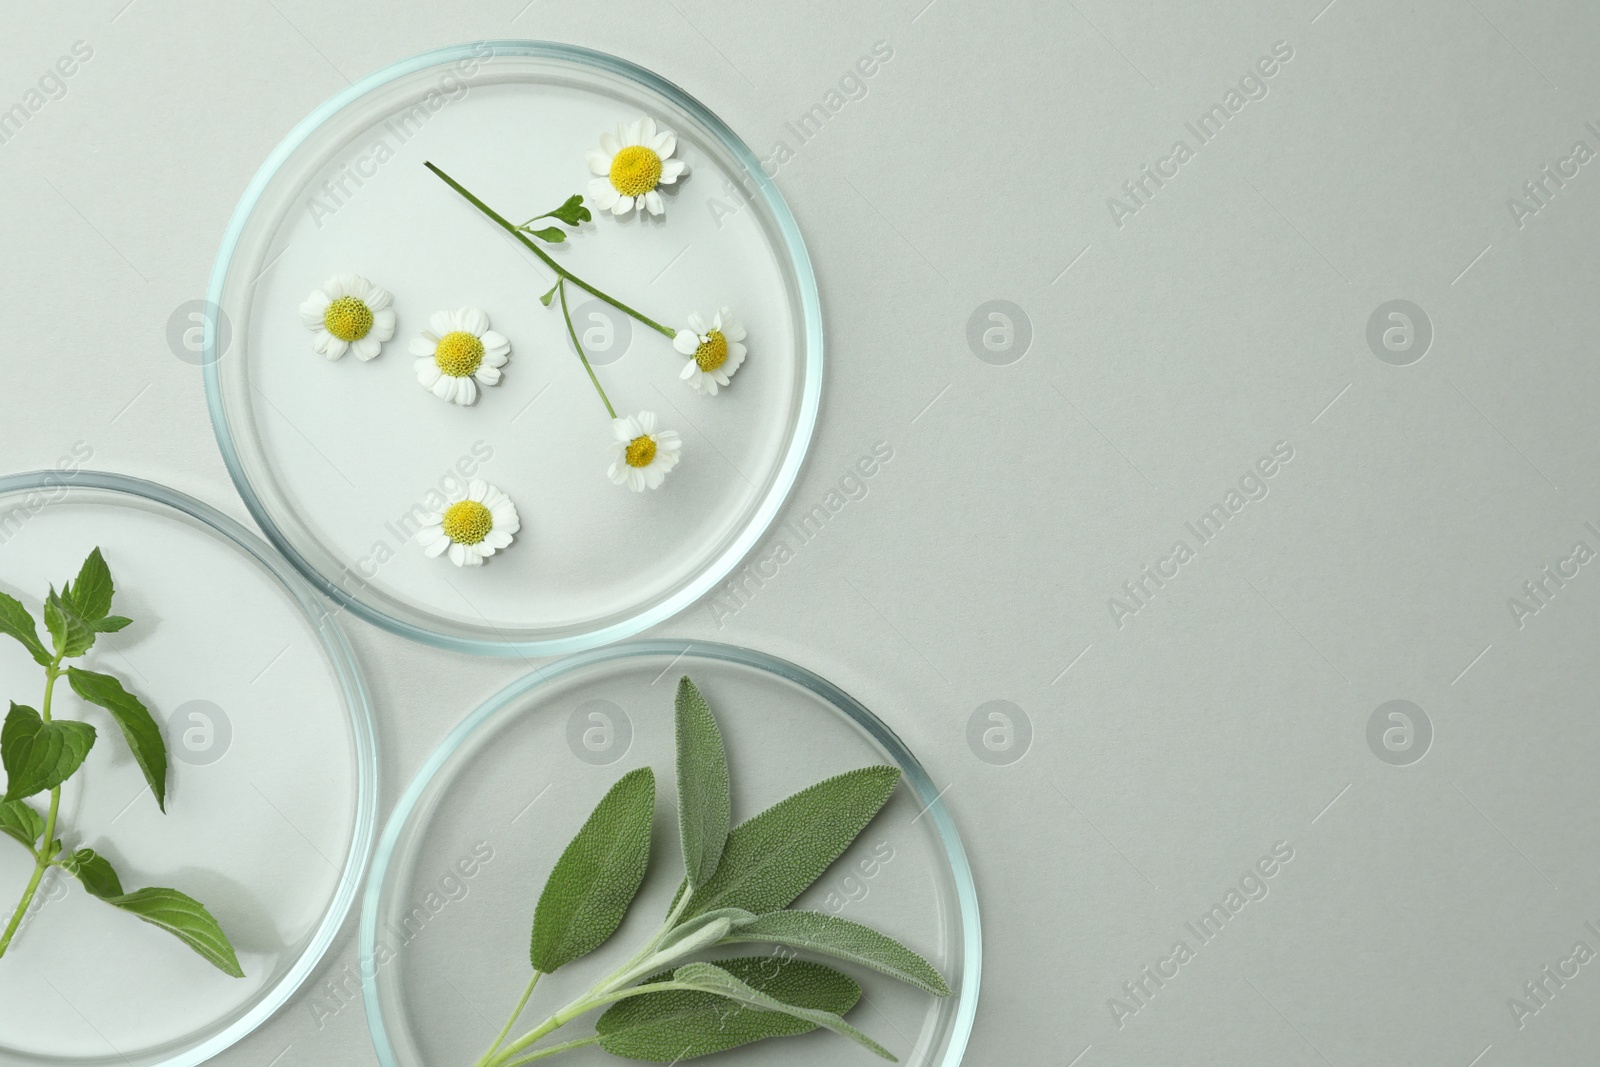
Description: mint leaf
2,702,95,801
67,668,166,812
93,616,132,633
681,766,901,920
43,589,93,658
526,225,566,243
65,548,114,622
596,957,860,1062
0,593,51,667
0,799,44,850
724,911,951,996
543,194,591,226
669,961,894,1060
674,677,730,890
63,847,124,897
529,767,655,973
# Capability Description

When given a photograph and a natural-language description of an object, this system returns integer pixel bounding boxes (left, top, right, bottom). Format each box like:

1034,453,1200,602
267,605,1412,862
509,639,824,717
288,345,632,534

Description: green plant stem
558,280,617,419
481,897,697,1067
424,162,678,339
0,656,65,958
497,1035,602,1067
472,971,543,1067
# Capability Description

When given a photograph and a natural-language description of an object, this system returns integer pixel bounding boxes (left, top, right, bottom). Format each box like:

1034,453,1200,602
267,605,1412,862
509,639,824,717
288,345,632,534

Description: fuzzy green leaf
43,589,93,658
596,957,861,1062
668,962,895,1060
724,910,951,996
674,677,730,890
526,225,566,243
0,798,44,850
65,548,114,622
2,702,95,801
67,667,166,811
64,849,242,975
0,593,51,667
530,767,655,973
681,766,901,920
656,907,757,955
544,194,591,226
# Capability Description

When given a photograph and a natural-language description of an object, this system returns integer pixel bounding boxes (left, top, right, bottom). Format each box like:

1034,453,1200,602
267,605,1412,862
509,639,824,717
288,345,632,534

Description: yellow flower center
323,296,373,341
609,145,663,197
441,500,493,545
435,331,485,377
624,435,657,468
694,330,729,372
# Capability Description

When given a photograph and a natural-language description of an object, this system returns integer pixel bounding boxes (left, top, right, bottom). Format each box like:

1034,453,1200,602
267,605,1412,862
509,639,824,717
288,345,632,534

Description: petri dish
205,42,823,656
0,470,377,1067
361,640,978,1067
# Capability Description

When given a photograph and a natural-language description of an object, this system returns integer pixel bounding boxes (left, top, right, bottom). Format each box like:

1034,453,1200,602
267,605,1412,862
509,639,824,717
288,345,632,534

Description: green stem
496,1035,602,1067
0,659,65,958
473,971,542,1067
424,162,678,339
558,280,617,419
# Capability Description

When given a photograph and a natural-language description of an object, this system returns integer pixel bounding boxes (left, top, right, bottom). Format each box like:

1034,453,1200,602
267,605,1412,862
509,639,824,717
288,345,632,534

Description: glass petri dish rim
0,468,380,1067
359,638,980,1067
204,40,825,658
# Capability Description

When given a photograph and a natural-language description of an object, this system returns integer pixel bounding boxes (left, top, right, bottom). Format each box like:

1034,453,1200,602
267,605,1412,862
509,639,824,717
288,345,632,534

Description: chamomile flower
415,479,520,567
585,116,688,217
607,411,682,491
674,308,747,395
411,308,511,406
299,274,395,360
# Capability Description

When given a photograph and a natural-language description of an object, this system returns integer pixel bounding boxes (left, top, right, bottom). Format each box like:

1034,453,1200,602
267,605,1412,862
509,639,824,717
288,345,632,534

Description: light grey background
3,1,1599,1064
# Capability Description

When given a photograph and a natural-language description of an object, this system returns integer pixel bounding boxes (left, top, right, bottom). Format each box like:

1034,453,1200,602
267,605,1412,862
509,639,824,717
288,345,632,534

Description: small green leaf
681,766,901,920
93,616,132,633
539,283,560,307
674,676,730,890
65,548,114,622
657,907,757,955
724,911,951,996
526,225,566,243
2,702,95,801
529,766,655,973
544,194,591,226
0,593,51,667
0,798,44,850
596,957,861,1062
67,668,166,811
63,847,124,897
43,589,93,658
669,961,895,1060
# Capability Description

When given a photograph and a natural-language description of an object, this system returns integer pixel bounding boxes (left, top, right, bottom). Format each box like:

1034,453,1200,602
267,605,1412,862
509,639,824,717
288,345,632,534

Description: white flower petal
459,308,490,336
353,335,382,360
644,190,664,216
455,377,478,405
652,130,676,157
409,337,438,358
600,131,621,156
416,359,442,387
659,159,688,184
636,410,658,434
448,542,467,567
372,308,397,340
424,535,450,557
586,148,613,175
611,195,634,216
431,375,455,400
430,310,453,335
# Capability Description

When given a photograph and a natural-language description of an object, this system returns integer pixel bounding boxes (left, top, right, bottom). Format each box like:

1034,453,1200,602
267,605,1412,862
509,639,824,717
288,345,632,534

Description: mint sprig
0,549,242,975
467,676,947,1067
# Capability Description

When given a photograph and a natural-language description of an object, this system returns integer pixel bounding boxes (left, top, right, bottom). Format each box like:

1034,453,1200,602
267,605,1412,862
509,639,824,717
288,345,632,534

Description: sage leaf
657,907,757,954
674,676,730,890
64,548,114,622
527,225,566,243
2,702,95,801
668,961,895,1061
0,798,44,849
529,766,655,973
723,911,951,996
67,667,167,811
596,956,860,1062
43,590,93,658
0,593,51,667
681,766,901,920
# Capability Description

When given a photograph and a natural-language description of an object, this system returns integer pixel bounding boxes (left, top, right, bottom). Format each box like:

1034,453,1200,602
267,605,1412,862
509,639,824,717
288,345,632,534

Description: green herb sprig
0,548,242,976
469,676,949,1066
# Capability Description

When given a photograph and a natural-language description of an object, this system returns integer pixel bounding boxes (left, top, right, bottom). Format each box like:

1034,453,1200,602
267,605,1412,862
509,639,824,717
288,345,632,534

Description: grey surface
2,1,1598,1064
